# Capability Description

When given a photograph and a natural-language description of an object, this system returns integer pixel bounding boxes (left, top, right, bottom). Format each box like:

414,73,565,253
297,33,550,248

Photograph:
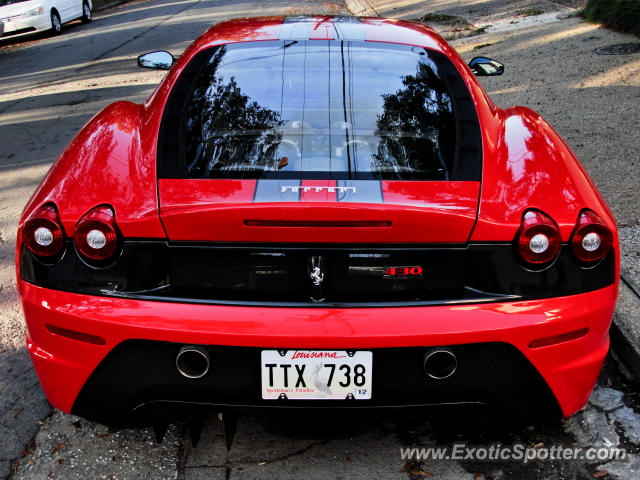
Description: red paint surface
158,179,479,243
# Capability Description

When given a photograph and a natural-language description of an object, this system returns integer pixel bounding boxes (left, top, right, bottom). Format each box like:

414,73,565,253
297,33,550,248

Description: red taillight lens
516,210,561,265
74,206,119,261
570,210,613,263
23,204,65,258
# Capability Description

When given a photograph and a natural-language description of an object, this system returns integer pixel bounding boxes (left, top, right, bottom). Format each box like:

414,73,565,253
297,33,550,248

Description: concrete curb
612,278,640,380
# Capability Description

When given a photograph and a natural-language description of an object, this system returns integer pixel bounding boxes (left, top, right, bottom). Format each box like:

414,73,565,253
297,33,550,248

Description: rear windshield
159,41,481,181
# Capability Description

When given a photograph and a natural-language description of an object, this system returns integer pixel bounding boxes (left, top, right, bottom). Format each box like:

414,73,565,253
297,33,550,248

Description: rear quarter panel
471,105,619,290
19,101,165,238
472,106,618,238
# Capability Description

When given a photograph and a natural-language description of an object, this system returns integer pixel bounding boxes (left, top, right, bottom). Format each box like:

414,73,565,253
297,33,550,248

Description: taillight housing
516,210,561,266
23,204,65,258
74,205,120,262
570,209,613,263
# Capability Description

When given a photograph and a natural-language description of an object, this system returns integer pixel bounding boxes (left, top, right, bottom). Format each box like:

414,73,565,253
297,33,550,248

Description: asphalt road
1,1,640,479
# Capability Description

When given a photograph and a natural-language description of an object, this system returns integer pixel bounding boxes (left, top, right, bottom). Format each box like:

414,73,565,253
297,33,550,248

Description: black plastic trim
71,341,562,426
20,240,616,307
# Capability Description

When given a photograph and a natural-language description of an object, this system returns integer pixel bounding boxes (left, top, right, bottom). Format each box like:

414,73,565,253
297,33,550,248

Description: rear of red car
17,16,618,428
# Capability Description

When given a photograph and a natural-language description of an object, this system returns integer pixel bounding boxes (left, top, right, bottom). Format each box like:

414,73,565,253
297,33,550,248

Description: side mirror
137,51,175,70
468,56,504,76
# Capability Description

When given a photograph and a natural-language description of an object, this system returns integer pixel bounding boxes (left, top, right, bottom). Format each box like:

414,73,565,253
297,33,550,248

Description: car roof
191,15,451,55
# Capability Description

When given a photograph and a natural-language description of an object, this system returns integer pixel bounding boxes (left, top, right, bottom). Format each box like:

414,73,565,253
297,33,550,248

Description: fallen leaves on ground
403,461,433,477
410,469,433,477
51,443,66,454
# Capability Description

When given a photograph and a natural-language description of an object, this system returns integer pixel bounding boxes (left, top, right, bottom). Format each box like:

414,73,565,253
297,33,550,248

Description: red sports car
17,16,618,440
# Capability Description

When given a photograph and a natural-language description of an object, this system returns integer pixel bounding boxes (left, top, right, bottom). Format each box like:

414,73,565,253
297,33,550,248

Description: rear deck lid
157,39,482,243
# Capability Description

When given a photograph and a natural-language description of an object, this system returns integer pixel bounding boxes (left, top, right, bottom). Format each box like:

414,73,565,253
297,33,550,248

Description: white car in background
0,0,91,40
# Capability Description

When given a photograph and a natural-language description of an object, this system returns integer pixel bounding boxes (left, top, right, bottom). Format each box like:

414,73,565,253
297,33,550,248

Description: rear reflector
528,328,589,349
244,220,392,227
46,324,106,346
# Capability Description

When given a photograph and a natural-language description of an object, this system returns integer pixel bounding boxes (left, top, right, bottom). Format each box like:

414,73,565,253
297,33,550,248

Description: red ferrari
17,16,618,440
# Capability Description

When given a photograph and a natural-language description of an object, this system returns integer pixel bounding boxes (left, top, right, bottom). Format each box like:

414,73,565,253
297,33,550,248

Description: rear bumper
21,281,617,422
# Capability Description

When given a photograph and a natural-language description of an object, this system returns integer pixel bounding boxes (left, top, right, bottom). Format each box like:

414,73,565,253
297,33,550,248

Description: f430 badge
383,266,423,279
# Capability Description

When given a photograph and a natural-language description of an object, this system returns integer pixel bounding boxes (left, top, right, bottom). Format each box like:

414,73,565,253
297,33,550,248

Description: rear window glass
159,41,481,181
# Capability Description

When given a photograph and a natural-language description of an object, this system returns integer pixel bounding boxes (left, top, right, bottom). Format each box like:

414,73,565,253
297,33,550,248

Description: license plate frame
261,350,372,400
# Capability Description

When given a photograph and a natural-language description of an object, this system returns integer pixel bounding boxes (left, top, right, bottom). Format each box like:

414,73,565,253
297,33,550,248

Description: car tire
81,2,92,23
50,10,61,34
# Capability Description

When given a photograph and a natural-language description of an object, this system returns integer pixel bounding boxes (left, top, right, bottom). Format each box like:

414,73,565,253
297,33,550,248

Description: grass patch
414,13,471,27
473,42,494,50
584,0,640,37
522,8,545,16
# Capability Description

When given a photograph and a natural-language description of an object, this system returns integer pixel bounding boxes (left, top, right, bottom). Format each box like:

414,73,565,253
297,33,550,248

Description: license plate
261,350,372,400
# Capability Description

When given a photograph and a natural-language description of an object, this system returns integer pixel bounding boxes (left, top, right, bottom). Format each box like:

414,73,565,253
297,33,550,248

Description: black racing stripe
254,179,301,202
332,16,366,41
336,180,383,203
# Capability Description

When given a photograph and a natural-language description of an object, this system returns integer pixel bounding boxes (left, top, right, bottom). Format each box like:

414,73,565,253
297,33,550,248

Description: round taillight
23,205,65,258
570,210,612,263
74,206,119,262
516,210,561,265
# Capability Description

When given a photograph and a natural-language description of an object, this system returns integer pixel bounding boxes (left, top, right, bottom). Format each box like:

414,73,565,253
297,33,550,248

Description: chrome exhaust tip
423,348,457,380
176,346,210,379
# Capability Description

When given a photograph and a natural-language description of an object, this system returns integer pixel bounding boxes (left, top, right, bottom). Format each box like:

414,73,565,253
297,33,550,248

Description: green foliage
522,9,545,16
414,13,471,27
584,0,640,37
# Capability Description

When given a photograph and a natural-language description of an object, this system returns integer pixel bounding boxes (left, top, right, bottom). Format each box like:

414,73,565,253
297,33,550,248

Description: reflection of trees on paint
372,60,456,180
184,47,284,178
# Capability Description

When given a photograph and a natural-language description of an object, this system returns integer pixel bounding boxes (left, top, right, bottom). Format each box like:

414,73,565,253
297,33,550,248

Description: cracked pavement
9,364,640,479
1,0,640,479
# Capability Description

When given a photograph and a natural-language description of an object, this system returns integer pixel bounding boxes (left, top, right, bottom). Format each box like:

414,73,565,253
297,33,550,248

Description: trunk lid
156,39,483,244
158,179,479,243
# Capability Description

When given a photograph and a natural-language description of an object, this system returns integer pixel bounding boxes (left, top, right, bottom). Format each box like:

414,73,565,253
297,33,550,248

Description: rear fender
472,106,618,241
19,101,165,239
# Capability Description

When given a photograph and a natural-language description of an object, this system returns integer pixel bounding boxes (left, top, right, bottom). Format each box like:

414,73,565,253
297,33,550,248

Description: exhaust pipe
176,346,210,379
423,347,457,380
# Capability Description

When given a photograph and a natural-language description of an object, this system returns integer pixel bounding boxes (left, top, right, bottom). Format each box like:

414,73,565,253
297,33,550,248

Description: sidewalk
347,0,580,22
346,0,640,377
